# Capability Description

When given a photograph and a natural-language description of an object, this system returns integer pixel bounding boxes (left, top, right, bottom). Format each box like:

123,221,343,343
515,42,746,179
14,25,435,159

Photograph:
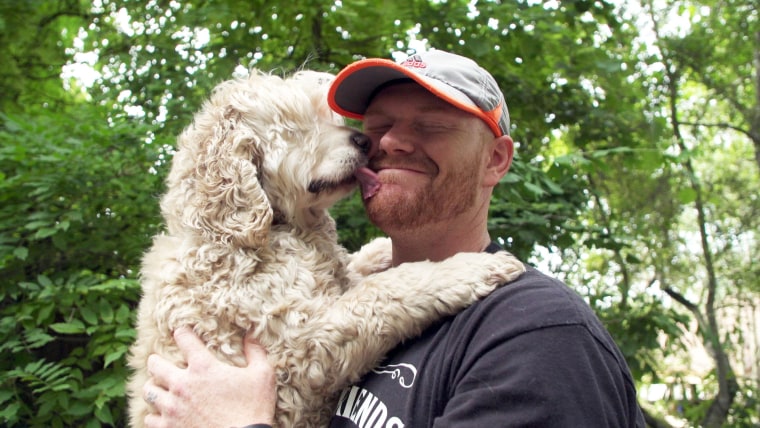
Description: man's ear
483,135,514,187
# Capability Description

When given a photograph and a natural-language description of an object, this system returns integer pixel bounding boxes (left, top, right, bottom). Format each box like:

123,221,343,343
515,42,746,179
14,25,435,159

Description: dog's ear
181,106,273,248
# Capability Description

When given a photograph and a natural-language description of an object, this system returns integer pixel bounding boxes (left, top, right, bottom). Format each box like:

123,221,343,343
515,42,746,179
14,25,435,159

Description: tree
550,0,760,426
643,1,758,425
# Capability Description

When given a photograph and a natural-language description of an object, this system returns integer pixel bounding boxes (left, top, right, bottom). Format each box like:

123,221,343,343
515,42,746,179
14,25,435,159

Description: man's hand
143,327,277,428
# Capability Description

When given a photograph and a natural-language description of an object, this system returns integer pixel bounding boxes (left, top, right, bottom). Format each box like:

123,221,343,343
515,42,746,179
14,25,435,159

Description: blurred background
0,0,757,426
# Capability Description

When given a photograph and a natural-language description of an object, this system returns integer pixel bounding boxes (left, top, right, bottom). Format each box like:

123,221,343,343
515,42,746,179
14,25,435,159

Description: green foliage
598,295,689,381
0,0,90,112
489,152,589,260
0,105,167,425
88,0,418,136
0,107,166,281
725,379,760,428
0,273,137,427
331,193,383,252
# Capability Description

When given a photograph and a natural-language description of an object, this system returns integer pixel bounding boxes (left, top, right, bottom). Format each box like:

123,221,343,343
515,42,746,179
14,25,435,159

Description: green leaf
523,181,546,196
0,402,21,421
37,275,53,288
98,299,115,323
676,187,697,204
500,172,521,184
24,220,51,230
36,303,55,324
80,306,99,326
65,401,91,417
104,348,126,368
541,178,564,195
115,328,136,340
49,320,86,334
94,405,115,424
115,304,131,324
25,329,55,348
13,246,28,260
33,227,57,239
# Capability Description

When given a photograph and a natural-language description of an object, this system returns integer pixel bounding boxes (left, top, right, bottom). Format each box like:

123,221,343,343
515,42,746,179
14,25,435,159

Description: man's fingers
243,331,269,368
144,411,168,428
147,353,181,389
142,378,163,408
243,331,276,398
173,327,208,365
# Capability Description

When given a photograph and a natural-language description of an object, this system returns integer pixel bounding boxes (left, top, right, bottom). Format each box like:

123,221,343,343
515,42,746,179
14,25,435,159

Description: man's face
361,82,492,232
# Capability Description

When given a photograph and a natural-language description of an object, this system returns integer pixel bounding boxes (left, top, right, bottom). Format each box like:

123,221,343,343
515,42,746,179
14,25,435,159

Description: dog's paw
348,237,393,276
448,251,526,296
488,251,526,285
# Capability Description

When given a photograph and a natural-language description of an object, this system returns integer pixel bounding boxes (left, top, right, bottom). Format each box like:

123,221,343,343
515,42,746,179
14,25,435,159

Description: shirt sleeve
434,324,643,428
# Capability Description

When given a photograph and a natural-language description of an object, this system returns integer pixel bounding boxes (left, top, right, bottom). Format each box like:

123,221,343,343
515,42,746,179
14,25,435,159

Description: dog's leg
347,236,392,276
295,250,525,396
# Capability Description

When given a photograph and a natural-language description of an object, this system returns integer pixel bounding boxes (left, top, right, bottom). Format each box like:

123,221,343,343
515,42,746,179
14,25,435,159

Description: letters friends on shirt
333,363,418,428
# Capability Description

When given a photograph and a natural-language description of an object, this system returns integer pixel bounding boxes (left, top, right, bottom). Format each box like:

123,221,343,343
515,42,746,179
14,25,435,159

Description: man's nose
377,124,414,155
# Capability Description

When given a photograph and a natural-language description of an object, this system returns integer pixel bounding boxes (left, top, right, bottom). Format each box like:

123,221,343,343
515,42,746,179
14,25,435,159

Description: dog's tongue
355,167,380,200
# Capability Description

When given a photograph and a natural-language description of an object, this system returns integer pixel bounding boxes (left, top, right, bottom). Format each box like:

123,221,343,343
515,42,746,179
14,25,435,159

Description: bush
0,107,167,426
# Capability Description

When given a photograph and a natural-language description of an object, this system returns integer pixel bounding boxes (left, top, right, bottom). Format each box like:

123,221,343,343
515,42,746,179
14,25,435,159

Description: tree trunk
649,3,740,422
753,30,760,171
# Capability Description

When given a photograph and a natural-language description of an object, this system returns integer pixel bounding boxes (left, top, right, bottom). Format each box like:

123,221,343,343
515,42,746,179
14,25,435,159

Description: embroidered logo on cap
401,54,426,69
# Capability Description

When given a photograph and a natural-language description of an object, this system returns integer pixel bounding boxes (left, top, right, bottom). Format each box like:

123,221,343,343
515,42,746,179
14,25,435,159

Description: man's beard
363,154,481,231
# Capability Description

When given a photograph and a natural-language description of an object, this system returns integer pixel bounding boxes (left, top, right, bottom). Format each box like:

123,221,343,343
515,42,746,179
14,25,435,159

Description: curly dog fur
127,70,525,427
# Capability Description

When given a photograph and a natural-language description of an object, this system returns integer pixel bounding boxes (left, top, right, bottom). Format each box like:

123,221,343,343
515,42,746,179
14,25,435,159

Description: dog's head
162,70,370,247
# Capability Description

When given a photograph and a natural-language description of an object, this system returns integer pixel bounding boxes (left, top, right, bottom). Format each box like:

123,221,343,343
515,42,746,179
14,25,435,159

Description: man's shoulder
445,262,633,370
486,265,588,312
483,245,587,321
456,264,606,338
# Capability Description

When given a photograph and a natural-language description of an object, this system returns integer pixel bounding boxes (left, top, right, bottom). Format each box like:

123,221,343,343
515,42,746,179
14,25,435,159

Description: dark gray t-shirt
330,245,645,428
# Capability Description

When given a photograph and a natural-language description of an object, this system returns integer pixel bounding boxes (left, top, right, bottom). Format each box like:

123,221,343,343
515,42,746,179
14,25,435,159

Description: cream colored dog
127,70,525,427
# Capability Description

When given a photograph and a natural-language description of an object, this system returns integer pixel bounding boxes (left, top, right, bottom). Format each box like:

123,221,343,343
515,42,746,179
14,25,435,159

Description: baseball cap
327,49,510,137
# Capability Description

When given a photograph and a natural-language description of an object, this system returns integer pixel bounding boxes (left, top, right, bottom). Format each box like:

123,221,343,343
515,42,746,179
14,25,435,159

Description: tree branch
678,120,752,139
662,286,699,316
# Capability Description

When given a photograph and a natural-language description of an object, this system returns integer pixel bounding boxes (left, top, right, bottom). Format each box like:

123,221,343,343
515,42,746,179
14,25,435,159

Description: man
143,50,646,427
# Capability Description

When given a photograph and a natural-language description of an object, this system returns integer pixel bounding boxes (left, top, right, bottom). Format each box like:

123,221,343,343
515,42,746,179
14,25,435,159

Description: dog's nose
351,132,371,154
